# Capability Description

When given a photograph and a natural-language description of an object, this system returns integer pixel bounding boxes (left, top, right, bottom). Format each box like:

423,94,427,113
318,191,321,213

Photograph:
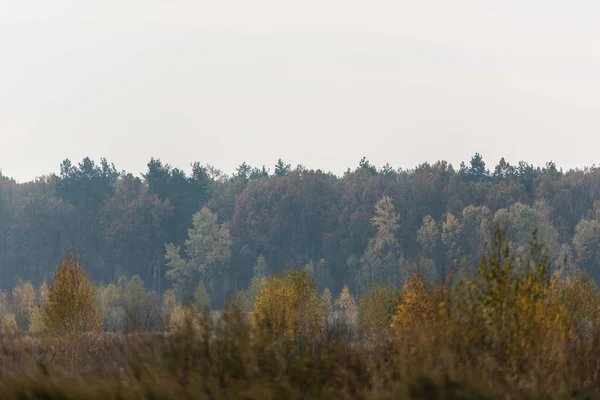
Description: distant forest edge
0,154,598,308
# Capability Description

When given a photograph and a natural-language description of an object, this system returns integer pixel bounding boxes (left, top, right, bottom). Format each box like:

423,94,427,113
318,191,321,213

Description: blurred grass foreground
1,231,600,399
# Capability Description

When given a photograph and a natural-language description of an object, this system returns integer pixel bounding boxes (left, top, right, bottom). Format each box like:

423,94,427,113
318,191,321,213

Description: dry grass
0,305,597,400
1,234,600,399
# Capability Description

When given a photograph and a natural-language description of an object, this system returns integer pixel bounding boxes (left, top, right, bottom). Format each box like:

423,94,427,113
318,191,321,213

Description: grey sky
1,1,600,182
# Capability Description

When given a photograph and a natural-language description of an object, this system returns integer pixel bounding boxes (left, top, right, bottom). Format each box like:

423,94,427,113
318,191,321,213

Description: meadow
0,232,599,399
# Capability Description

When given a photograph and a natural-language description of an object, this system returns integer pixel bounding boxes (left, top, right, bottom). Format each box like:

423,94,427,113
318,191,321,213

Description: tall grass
1,232,600,399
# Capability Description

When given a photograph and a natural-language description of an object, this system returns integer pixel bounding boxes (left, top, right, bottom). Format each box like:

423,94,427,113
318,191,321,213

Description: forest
0,154,598,305
2,155,600,399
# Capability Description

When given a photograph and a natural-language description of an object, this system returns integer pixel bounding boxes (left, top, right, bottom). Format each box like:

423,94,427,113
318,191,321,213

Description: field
2,234,600,399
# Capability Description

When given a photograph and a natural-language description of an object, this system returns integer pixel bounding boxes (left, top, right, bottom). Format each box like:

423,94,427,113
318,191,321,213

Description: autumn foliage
253,270,325,342
43,252,100,363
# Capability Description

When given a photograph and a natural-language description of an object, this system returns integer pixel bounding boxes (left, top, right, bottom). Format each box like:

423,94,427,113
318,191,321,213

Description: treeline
1,154,600,307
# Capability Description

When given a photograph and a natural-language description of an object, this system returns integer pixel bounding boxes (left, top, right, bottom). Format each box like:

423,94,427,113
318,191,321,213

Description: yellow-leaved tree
335,285,357,315
253,270,325,342
13,280,35,331
44,253,101,364
2,313,19,334
390,274,436,335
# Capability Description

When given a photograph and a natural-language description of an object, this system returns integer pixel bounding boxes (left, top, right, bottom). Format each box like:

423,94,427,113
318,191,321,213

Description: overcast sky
1,1,599,181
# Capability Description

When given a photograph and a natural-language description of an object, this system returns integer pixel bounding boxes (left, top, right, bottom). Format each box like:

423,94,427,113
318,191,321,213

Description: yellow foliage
334,285,357,315
388,231,573,373
449,231,571,370
562,270,600,339
98,283,123,332
13,280,35,330
253,270,325,341
391,274,435,334
1,313,19,333
162,289,177,316
28,306,45,334
39,281,49,304
168,304,202,332
44,253,101,363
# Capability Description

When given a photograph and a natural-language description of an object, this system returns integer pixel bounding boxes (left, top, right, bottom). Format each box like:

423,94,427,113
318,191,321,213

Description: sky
1,1,600,182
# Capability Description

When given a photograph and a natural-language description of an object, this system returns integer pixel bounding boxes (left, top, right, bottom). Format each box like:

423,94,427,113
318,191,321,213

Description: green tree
573,214,600,281
441,213,463,273
361,196,401,288
98,283,123,332
274,159,291,177
193,282,211,311
165,207,232,303
121,275,160,332
416,215,439,259
357,285,401,345
460,205,492,268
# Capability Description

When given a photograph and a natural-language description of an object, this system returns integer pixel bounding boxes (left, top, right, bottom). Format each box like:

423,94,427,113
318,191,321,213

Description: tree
357,285,401,344
97,283,123,332
358,157,377,176
253,270,325,342
441,213,463,273
416,215,439,259
460,205,492,268
54,157,118,277
28,306,46,334
391,274,435,335
44,253,100,363
103,191,173,281
573,215,600,281
322,287,333,315
143,158,211,247
334,285,357,316
2,313,18,334
250,166,270,179
493,157,515,180
236,162,252,182
121,275,160,332
361,196,401,288
165,207,232,304
274,159,291,177
555,243,576,282
253,255,268,279
193,282,211,311
12,279,35,330
462,153,489,182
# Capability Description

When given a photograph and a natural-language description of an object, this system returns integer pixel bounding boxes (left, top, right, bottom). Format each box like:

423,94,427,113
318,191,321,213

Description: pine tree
274,159,291,177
